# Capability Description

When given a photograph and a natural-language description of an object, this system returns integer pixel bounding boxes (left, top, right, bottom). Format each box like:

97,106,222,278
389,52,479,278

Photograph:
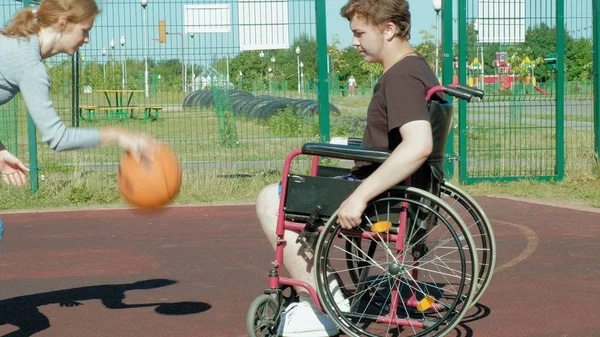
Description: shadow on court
0,279,210,337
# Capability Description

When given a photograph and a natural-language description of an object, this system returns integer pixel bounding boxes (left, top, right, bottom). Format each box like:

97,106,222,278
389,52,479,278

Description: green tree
337,46,363,80
565,37,593,81
414,26,437,70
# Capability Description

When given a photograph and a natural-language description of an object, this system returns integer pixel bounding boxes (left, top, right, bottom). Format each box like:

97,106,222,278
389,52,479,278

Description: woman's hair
1,0,100,38
341,0,411,40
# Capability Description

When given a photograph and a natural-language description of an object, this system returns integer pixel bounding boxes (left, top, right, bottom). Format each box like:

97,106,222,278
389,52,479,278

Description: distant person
348,75,357,96
0,0,157,182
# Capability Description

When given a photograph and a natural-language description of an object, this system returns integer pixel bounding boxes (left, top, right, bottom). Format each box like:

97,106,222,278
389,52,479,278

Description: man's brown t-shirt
353,54,440,177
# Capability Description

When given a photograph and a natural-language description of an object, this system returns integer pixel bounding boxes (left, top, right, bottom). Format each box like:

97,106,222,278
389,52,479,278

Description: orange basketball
117,143,182,210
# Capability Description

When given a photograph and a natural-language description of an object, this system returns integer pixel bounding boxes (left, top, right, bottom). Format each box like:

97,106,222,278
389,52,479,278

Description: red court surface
1,196,599,337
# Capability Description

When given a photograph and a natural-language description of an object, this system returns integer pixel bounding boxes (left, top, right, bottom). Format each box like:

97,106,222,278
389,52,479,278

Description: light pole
300,61,304,95
140,0,149,98
432,0,442,80
295,46,301,94
271,55,276,73
189,33,195,91
109,38,115,60
268,66,272,93
259,50,264,81
270,55,276,89
120,35,126,89
259,51,265,92
101,47,106,81
109,38,116,86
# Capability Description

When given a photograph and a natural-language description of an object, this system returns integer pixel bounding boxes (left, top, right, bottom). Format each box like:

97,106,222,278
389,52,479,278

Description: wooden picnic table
95,89,144,120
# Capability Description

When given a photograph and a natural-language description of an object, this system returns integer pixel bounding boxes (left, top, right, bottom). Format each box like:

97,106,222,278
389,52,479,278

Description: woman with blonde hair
0,0,157,187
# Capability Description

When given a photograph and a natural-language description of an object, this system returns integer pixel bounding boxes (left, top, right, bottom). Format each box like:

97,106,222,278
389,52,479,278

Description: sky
1,0,438,62
326,0,437,47
1,0,592,63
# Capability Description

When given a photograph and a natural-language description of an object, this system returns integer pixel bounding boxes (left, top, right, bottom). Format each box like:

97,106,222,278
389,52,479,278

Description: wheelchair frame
248,85,494,337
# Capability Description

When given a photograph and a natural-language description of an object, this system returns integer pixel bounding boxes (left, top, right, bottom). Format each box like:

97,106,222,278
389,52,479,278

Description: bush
268,107,317,137
330,116,366,137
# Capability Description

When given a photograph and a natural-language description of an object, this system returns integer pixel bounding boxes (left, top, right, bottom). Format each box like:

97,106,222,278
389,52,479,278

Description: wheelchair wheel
247,294,279,337
317,187,478,337
344,182,496,308
439,181,496,305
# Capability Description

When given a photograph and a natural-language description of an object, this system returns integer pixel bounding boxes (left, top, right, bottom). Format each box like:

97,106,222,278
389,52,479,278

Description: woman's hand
117,131,158,163
0,150,29,187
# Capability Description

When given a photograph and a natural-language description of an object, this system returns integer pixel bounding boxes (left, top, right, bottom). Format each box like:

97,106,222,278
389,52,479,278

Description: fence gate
455,0,591,183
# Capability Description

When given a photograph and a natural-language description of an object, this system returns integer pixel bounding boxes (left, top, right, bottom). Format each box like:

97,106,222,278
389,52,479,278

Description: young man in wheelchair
256,0,443,335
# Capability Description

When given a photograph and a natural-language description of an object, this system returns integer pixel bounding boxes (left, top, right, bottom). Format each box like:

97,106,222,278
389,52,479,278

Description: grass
0,167,283,211
458,166,600,208
1,90,600,212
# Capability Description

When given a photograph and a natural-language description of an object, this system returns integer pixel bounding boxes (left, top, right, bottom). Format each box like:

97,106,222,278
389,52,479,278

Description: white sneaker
329,278,351,313
277,301,339,337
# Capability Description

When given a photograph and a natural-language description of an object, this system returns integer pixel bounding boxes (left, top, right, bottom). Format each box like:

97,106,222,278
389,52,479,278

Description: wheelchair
248,85,495,337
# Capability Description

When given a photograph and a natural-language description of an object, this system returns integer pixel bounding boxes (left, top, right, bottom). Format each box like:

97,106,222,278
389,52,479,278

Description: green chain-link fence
2,0,600,193
454,0,598,183
3,0,336,192
0,99,18,156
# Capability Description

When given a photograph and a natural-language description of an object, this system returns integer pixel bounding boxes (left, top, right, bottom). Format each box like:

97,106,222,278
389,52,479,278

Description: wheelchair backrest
425,100,453,182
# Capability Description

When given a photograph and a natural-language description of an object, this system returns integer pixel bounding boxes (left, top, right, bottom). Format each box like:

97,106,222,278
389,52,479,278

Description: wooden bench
78,105,98,121
140,106,162,121
78,105,162,121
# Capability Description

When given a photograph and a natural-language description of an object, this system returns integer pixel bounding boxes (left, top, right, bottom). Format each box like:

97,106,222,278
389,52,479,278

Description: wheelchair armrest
302,142,390,163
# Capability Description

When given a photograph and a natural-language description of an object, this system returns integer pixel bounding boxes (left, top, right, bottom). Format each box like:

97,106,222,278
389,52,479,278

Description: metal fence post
442,0,455,179
23,0,39,193
315,0,330,142
556,0,565,179
457,0,468,183
72,52,80,128
594,0,600,158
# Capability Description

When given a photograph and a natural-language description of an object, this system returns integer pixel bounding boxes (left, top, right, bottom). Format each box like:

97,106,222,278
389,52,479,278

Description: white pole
101,48,106,81
226,54,230,88
190,34,195,91
120,35,126,89
121,55,125,89
297,54,301,94
191,64,195,90
143,4,149,98
177,33,184,93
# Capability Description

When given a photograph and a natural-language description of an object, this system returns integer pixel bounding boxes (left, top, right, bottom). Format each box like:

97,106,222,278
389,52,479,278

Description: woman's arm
18,63,156,161
19,63,101,151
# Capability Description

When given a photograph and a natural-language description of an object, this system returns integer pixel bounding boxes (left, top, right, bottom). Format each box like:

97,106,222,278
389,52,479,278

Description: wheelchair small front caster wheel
247,294,280,337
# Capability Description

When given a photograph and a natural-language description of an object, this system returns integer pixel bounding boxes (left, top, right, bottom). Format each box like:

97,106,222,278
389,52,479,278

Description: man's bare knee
256,183,278,221
256,183,280,247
